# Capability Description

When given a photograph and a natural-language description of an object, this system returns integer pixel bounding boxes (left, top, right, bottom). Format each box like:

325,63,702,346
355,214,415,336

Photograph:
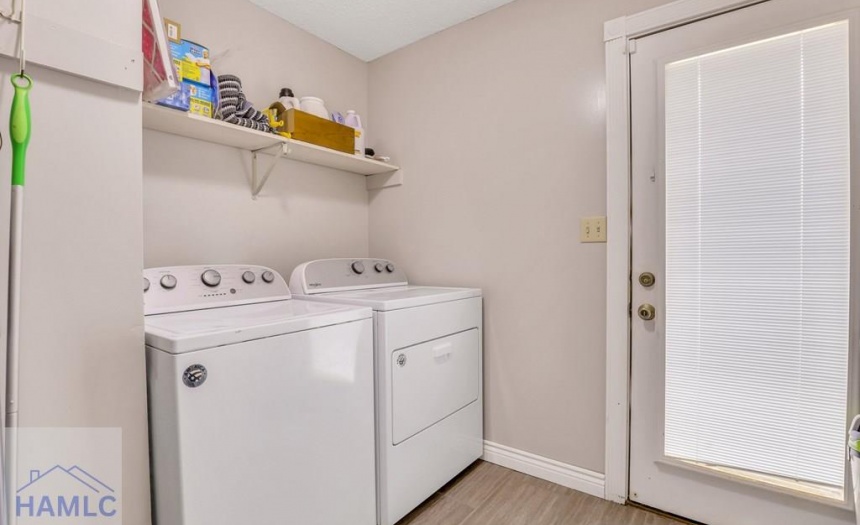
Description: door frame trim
603,0,768,504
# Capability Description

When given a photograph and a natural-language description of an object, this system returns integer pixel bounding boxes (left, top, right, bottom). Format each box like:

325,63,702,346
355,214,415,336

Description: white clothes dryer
289,258,483,525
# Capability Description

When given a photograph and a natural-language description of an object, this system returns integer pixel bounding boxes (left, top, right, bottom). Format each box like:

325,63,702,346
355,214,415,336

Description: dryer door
391,328,480,445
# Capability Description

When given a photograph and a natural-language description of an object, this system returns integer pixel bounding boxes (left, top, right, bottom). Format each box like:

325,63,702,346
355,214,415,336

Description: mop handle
5,72,31,525
9,74,31,186
6,73,30,419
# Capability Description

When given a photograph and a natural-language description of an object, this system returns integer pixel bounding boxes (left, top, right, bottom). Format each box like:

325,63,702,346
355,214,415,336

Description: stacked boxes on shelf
157,20,215,117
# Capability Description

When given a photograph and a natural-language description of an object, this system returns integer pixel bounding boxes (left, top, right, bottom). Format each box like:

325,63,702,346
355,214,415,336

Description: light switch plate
581,216,607,243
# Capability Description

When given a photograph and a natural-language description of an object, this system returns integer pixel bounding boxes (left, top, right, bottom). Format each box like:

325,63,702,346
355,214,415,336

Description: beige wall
17,72,148,524
368,0,665,472
146,0,672,480
15,71,148,523
144,0,371,276
0,0,150,520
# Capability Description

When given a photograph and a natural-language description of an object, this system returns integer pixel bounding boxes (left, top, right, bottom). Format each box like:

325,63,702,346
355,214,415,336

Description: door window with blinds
663,21,850,496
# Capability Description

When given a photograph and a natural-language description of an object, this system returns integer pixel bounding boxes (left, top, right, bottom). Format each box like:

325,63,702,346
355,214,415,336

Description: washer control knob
386,263,395,273
201,269,221,287
374,263,384,273
143,277,150,293
242,271,256,284
261,270,275,283
352,261,366,274
160,274,177,290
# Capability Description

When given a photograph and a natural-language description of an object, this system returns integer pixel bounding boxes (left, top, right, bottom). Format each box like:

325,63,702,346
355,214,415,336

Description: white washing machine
289,258,483,525
144,265,376,525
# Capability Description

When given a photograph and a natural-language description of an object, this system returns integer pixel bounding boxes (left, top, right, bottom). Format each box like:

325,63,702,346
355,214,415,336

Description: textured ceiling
250,0,517,61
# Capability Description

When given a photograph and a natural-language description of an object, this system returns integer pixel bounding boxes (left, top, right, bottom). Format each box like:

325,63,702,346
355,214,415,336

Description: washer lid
310,285,482,311
144,299,372,354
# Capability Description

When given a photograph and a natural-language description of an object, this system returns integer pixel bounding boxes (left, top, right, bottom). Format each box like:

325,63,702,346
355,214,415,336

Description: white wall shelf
142,103,402,196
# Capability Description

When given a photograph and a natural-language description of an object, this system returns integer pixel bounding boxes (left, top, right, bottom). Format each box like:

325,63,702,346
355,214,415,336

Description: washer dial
242,271,256,284
160,274,177,289
351,261,366,274
201,269,221,287
261,271,275,283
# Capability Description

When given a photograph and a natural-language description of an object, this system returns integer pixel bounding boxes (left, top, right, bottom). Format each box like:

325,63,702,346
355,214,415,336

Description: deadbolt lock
638,304,656,321
639,272,655,287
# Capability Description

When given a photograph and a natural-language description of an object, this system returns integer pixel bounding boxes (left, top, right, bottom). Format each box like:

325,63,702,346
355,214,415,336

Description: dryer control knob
386,263,395,273
160,274,177,289
352,261,366,274
374,263,384,273
201,269,221,287
261,271,275,283
242,271,256,284
143,277,150,293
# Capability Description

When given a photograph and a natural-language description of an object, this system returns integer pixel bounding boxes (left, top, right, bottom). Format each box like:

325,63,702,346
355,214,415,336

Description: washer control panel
289,258,408,295
144,265,290,315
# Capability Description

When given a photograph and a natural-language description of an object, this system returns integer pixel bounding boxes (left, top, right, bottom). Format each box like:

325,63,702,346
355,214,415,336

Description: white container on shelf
345,110,365,157
300,97,329,119
278,88,301,110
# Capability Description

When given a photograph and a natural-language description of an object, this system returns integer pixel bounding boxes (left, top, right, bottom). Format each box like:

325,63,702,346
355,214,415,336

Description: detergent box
156,81,190,112
188,83,215,118
156,38,213,114
170,39,210,87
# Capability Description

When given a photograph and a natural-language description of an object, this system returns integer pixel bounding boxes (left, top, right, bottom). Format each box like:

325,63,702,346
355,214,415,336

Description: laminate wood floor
398,461,683,525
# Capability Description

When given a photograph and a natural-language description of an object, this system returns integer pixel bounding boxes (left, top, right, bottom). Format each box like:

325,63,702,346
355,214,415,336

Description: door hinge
628,303,633,317
626,39,638,55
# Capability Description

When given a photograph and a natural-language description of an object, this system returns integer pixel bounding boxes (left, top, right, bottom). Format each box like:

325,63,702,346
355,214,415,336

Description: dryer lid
145,299,371,353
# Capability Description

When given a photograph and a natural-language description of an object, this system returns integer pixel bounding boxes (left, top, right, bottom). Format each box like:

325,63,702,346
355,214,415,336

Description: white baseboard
482,440,605,499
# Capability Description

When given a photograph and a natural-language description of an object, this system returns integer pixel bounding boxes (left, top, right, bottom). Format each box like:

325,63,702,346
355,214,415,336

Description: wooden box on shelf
270,108,355,155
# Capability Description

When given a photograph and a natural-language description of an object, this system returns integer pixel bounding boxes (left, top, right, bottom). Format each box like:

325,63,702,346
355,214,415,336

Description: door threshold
626,501,705,524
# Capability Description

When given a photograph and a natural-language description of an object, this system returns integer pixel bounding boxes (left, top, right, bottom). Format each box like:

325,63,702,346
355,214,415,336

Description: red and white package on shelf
142,0,179,102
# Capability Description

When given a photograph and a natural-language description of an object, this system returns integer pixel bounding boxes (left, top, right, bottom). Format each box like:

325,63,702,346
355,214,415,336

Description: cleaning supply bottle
344,110,365,157
278,88,300,110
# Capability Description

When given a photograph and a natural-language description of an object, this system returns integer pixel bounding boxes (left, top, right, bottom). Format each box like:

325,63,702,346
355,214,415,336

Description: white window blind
664,21,850,488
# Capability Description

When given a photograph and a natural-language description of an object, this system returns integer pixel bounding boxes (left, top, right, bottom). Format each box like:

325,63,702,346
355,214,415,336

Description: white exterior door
629,1,860,523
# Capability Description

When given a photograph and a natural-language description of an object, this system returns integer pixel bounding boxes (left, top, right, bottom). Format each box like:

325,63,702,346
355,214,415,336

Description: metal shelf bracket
251,143,289,198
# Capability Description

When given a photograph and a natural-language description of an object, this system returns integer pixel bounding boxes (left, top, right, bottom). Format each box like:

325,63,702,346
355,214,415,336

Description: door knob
638,304,656,321
639,272,655,287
